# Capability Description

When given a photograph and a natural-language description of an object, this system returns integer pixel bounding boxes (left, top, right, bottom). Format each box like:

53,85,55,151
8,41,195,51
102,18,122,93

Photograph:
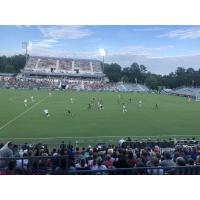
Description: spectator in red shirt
103,155,113,169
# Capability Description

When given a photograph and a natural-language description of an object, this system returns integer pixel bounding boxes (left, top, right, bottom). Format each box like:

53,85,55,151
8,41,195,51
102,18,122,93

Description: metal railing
68,166,200,175
0,155,69,175
0,156,200,175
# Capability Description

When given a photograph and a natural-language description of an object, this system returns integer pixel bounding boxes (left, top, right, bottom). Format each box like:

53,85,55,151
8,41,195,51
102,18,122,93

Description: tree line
104,63,200,89
0,55,26,73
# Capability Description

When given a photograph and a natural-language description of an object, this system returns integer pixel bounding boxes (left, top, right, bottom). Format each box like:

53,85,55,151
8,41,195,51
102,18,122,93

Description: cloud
158,28,200,39
27,47,98,59
132,27,167,32
38,26,93,40
114,45,169,56
15,25,31,29
31,39,59,48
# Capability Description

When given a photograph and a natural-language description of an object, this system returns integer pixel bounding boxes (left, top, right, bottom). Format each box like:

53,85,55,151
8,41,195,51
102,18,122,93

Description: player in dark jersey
100,99,103,105
66,109,73,117
88,103,92,110
153,103,159,110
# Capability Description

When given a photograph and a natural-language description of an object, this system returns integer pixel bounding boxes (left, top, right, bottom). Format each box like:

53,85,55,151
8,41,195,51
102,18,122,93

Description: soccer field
0,89,200,143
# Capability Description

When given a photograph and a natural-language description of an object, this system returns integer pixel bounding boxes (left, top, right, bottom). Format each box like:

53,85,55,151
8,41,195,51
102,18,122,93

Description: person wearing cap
161,152,176,167
0,142,14,168
119,138,125,146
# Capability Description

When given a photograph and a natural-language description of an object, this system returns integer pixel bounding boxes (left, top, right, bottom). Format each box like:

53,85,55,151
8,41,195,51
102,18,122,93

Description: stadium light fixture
99,48,106,73
22,41,32,65
28,42,32,49
99,48,106,57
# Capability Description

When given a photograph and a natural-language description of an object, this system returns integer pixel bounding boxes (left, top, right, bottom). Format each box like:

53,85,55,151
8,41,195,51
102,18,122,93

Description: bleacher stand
163,87,200,99
0,137,200,175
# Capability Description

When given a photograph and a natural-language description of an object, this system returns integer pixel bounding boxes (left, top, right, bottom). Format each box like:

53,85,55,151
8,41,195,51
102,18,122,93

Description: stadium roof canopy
21,70,105,78
0,73,17,77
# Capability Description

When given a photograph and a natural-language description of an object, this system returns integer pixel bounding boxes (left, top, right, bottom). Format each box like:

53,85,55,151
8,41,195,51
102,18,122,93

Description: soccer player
49,93,52,97
88,103,92,110
30,96,35,102
70,98,73,104
97,101,101,110
138,100,142,107
122,103,127,113
188,96,191,103
100,99,103,105
129,97,132,103
98,102,104,110
24,99,28,107
153,103,159,110
66,109,72,117
44,109,50,117
99,99,104,110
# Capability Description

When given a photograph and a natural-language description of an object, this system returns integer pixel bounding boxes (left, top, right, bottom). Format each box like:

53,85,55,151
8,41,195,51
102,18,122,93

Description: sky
0,25,200,75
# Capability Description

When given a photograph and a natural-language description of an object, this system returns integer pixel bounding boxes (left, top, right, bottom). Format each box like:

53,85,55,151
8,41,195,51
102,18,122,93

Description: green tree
121,75,129,83
4,64,16,73
104,63,122,82
123,62,147,83
0,54,26,73
145,74,158,90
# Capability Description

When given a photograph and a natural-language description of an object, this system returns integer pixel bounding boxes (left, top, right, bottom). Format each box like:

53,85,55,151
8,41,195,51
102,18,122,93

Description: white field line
1,134,200,141
0,95,49,132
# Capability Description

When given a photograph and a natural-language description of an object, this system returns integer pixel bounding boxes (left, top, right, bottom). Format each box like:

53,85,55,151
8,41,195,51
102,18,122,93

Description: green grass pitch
0,88,200,143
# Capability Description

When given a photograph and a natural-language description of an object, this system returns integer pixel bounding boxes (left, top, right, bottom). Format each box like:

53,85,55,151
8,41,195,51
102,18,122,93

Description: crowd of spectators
82,81,114,91
0,77,117,91
0,138,200,175
0,76,151,92
0,78,58,89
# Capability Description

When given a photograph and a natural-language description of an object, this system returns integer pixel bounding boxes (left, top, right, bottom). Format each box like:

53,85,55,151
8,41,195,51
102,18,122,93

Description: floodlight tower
99,48,106,73
22,42,32,65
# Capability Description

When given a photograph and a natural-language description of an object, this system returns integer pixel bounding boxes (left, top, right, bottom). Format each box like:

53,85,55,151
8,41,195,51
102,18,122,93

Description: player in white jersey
30,96,35,102
44,109,50,117
24,99,27,107
122,103,127,113
98,102,103,110
49,93,52,97
97,101,100,109
70,98,74,104
138,100,142,107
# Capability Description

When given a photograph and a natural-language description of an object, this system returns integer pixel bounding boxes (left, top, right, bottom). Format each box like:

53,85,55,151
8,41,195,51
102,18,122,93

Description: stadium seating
59,59,72,71
115,83,149,92
74,60,91,71
25,57,38,70
37,58,57,69
90,60,102,72
167,87,200,97
24,56,103,75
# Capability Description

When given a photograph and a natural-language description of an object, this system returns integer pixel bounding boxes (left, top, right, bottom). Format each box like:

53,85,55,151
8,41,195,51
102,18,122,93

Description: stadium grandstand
0,56,150,92
114,83,149,92
163,87,200,100
21,56,104,81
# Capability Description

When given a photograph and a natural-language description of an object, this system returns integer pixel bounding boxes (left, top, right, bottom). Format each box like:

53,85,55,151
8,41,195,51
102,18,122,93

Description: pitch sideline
0,95,50,132
0,134,198,141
